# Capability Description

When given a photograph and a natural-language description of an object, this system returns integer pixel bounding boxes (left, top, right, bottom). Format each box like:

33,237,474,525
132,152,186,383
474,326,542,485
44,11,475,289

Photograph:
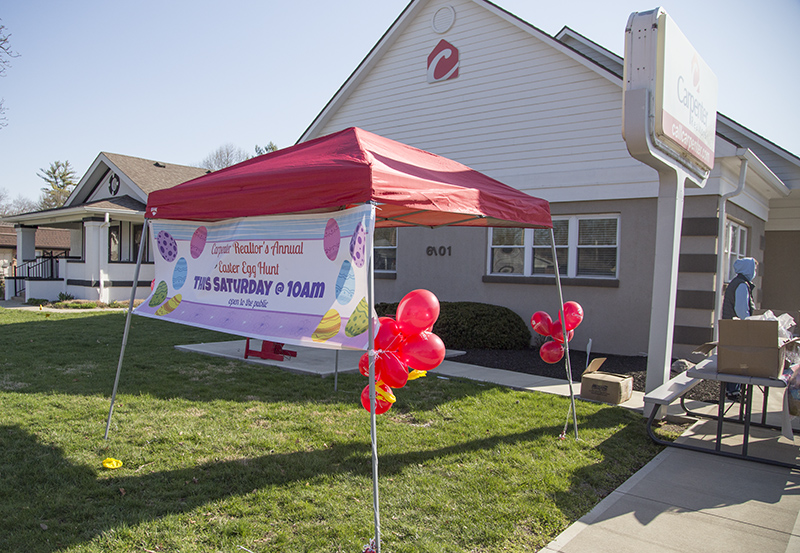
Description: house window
109,222,150,263
374,227,397,272
133,224,151,262
532,220,568,275
725,220,748,281
491,228,524,274
109,224,121,262
489,215,619,279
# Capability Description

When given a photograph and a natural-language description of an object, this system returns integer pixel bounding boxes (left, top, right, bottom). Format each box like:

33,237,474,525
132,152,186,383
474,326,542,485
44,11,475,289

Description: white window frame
724,219,748,282
488,214,620,279
373,227,397,273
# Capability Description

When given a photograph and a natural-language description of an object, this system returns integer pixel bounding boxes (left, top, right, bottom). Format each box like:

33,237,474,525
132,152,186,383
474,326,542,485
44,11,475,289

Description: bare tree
0,19,20,128
0,188,38,216
200,143,251,171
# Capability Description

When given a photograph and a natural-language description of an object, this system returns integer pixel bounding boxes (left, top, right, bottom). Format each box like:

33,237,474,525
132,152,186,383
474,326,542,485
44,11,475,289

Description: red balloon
563,301,584,331
540,340,565,364
377,351,408,389
531,311,553,336
358,353,383,381
550,320,574,344
398,331,446,371
361,382,394,414
396,290,440,336
375,317,404,351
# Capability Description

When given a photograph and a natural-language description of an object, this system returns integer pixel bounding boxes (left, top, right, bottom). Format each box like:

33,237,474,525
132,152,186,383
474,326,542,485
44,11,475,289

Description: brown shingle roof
0,223,70,250
103,152,209,195
83,195,147,212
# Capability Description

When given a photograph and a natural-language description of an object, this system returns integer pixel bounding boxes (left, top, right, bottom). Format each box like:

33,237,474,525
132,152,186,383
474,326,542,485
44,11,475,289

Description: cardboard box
717,319,800,379
580,358,633,404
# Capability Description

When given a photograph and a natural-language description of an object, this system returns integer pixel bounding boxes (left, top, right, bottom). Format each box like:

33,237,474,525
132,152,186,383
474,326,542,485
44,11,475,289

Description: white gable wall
86,167,142,205
317,0,656,204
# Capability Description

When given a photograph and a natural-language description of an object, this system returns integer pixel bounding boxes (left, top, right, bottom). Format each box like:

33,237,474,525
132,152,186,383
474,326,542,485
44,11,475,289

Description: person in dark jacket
721,257,758,399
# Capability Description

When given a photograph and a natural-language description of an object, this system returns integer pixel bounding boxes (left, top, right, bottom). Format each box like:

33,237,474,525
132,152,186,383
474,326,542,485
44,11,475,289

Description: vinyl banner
135,204,375,351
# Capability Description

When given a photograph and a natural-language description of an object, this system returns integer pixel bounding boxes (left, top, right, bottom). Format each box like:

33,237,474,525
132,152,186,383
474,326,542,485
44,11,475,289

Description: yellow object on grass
102,457,123,469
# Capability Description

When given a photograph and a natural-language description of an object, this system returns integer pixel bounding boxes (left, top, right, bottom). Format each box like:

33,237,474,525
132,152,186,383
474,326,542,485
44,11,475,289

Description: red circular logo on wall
427,39,459,83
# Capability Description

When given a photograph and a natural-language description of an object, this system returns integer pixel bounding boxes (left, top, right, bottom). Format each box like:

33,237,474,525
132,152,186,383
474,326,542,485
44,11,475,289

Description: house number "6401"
426,246,452,256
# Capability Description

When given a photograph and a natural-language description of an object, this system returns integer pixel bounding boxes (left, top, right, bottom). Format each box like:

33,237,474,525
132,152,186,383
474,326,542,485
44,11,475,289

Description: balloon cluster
530,301,584,364
360,290,446,414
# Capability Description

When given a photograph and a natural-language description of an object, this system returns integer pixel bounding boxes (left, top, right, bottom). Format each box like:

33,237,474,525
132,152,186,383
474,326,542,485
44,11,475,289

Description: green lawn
0,308,665,552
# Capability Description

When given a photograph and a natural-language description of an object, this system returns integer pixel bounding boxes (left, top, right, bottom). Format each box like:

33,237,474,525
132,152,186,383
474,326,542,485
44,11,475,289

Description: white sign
654,12,718,171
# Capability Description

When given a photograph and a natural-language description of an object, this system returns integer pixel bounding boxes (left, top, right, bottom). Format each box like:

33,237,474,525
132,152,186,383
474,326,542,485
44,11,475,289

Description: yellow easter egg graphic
312,309,341,342
149,280,168,307
344,297,369,337
155,294,182,316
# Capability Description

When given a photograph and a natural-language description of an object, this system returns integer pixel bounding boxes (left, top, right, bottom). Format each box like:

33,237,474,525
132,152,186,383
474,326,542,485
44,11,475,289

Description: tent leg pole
334,350,339,392
550,228,578,440
104,221,148,440
367,206,381,553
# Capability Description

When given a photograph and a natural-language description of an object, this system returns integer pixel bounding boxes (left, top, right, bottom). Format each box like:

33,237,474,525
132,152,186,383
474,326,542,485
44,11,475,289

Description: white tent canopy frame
103,213,575,553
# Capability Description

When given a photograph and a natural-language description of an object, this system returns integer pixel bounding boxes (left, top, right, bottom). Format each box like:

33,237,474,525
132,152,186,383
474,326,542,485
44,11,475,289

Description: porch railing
15,252,70,280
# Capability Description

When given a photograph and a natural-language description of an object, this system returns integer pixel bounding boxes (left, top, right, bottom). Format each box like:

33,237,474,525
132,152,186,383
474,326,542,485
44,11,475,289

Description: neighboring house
0,222,70,269
3,152,208,303
0,223,70,295
299,0,800,359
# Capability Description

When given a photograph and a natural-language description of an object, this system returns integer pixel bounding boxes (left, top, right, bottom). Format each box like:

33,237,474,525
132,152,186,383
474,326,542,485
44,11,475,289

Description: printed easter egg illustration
172,257,188,290
344,296,369,337
149,280,169,307
155,294,182,316
190,226,207,259
335,260,355,305
312,309,341,342
156,230,178,262
349,220,366,268
323,218,340,261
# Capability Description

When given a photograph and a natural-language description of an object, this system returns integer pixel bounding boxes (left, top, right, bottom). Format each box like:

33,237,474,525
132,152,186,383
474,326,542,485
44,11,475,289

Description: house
299,0,800,359
3,152,208,303
0,222,70,297
0,222,70,270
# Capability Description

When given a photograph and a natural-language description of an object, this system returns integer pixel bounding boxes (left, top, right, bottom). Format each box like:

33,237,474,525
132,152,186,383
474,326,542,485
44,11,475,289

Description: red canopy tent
110,127,560,553
145,126,551,229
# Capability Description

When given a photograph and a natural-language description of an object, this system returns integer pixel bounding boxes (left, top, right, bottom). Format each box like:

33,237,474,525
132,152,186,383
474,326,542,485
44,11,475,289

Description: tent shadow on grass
0,408,657,552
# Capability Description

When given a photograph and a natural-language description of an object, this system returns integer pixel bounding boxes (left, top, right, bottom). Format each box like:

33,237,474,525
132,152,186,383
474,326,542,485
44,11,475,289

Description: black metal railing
15,252,67,280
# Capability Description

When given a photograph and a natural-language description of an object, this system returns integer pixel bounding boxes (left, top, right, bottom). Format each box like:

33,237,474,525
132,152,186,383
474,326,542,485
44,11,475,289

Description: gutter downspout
713,149,749,339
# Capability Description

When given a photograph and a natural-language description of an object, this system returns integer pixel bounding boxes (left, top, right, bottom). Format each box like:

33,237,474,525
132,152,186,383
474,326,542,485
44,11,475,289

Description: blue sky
1,0,798,202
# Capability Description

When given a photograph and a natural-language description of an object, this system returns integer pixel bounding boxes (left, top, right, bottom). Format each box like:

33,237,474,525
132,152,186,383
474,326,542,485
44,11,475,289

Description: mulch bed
449,347,721,404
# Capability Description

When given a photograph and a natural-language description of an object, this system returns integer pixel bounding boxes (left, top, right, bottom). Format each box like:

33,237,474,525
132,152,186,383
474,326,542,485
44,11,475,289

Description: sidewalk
178,340,800,553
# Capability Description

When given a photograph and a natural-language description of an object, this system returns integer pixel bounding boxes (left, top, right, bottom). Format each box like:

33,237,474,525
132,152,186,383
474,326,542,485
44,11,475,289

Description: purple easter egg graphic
323,218,340,261
349,221,366,268
190,226,207,259
156,230,178,262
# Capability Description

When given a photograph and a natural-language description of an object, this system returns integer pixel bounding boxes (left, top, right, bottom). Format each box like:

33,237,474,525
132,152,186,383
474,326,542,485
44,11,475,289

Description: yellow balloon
102,457,123,469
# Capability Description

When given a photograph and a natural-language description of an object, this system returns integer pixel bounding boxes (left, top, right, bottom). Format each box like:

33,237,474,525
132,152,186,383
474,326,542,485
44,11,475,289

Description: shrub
58,292,75,301
376,301,531,350
51,300,101,309
109,299,145,309
26,298,49,306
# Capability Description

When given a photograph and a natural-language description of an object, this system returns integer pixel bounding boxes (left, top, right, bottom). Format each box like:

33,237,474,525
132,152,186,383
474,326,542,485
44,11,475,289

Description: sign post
623,8,718,415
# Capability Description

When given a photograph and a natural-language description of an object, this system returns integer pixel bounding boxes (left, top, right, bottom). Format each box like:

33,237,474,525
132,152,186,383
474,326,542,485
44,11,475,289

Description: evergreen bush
376,301,531,350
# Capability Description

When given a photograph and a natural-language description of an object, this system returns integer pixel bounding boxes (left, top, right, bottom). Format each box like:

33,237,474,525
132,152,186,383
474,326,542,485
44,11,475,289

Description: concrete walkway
178,340,800,553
